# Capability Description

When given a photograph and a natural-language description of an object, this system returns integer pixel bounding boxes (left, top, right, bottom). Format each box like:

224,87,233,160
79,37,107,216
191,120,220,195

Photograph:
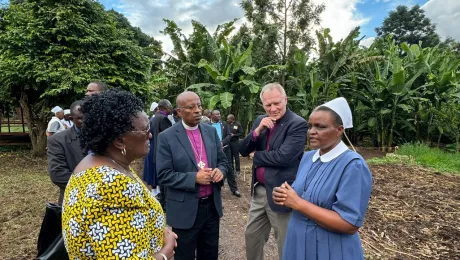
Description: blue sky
356,0,429,39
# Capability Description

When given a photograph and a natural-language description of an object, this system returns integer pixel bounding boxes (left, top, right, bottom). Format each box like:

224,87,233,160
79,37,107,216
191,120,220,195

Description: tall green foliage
241,0,325,84
0,0,155,155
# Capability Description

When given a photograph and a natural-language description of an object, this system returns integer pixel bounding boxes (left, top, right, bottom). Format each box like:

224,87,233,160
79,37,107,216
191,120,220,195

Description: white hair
259,83,286,101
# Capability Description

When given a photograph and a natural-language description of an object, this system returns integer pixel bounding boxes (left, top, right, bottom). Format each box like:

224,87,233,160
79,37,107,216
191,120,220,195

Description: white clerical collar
312,141,349,162
182,120,199,130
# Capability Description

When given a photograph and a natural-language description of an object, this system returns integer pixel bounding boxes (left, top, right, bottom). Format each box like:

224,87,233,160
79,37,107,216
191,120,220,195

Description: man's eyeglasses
178,104,203,110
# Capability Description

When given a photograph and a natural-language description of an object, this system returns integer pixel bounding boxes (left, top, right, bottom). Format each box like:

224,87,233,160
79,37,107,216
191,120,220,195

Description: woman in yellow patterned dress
62,89,177,260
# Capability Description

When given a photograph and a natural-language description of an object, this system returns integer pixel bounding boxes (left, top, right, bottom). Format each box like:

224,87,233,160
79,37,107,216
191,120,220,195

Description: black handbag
36,203,69,260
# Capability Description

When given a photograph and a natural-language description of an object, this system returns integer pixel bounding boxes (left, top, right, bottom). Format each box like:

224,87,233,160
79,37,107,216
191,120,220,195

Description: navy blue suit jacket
239,109,308,213
156,122,228,229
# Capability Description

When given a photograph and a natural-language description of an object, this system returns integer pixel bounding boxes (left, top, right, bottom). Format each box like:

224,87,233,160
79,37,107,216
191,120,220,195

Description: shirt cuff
251,130,259,142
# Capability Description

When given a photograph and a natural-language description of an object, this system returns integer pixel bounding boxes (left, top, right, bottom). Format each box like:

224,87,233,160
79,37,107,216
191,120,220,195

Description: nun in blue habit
273,97,373,260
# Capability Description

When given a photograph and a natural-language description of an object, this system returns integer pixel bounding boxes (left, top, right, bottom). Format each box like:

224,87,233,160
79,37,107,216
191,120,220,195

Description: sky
83,0,460,50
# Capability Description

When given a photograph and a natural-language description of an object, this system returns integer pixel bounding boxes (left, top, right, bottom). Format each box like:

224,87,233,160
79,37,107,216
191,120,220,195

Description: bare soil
0,149,459,260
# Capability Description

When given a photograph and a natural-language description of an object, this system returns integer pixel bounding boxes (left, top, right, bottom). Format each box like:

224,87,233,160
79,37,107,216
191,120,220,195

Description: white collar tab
312,141,349,162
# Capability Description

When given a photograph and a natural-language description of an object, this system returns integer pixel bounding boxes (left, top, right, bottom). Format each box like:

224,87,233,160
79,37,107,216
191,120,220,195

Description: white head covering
51,106,63,114
322,97,353,129
64,109,71,115
150,102,159,112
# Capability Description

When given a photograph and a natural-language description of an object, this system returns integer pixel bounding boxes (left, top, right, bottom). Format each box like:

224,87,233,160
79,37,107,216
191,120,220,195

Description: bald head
176,91,202,126
176,91,199,107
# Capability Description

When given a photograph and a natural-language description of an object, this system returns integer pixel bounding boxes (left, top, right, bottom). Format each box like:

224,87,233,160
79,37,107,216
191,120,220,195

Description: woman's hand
154,227,177,259
272,182,301,210
164,227,178,248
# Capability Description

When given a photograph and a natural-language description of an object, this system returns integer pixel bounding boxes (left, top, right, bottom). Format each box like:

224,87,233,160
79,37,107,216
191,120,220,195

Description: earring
121,146,127,156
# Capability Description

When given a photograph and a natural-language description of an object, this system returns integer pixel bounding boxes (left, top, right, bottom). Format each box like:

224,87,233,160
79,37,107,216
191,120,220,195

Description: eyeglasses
128,127,150,139
178,104,203,110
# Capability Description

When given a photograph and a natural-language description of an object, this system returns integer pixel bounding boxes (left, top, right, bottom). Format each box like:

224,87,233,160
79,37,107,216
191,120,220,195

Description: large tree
0,0,155,156
375,5,440,47
240,0,325,83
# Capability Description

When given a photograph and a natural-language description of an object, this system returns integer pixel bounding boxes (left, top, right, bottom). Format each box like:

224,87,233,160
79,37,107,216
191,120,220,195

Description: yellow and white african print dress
62,166,165,259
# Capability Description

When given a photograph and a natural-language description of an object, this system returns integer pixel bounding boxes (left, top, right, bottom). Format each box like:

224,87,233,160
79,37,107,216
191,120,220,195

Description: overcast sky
97,0,460,51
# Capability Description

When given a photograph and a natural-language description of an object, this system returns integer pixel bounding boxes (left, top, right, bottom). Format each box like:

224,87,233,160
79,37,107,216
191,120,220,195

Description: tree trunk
19,90,48,157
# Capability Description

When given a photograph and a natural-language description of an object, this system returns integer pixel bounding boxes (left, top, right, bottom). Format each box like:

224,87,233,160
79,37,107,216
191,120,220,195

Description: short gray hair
259,83,286,101
158,99,172,109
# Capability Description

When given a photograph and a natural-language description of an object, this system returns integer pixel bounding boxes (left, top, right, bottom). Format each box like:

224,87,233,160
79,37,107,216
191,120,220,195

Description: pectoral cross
198,160,206,169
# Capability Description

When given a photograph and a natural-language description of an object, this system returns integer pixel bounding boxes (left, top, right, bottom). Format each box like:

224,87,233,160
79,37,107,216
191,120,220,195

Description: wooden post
7,105,10,133
20,106,25,133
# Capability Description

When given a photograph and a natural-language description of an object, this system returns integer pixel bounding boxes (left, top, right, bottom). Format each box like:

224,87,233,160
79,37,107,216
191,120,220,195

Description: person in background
62,89,177,260
239,83,308,260
47,101,85,204
150,99,174,210
211,110,241,197
61,109,73,129
143,101,159,190
46,106,66,137
156,91,227,260
200,109,211,124
273,97,373,260
172,108,181,124
227,114,243,174
85,81,108,96
150,101,159,117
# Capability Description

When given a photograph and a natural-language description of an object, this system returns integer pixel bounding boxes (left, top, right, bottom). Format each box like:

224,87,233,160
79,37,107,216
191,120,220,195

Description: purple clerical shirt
186,128,213,198
253,124,277,185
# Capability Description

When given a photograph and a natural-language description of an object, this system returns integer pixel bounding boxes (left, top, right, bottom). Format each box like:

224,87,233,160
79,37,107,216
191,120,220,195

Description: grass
0,126,29,133
368,143,460,174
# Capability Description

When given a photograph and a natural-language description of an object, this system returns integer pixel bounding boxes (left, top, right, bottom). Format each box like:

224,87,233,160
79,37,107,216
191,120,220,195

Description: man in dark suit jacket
210,110,240,197
47,100,85,204
227,114,243,174
239,83,308,260
149,99,173,209
157,91,227,260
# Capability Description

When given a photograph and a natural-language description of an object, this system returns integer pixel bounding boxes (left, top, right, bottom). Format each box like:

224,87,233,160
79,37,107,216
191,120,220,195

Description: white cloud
360,37,376,47
422,0,460,40
117,0,244,53
314,0,370,42
115,0,370,54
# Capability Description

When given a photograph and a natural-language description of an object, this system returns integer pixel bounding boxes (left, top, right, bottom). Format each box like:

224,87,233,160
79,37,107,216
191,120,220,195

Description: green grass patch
368,143,460,174
0,125,29,132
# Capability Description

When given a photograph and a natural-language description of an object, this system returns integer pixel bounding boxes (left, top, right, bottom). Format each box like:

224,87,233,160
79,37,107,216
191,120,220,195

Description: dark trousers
172,198,220,260
230,140,240,172
157,186,167,212
224,147,238,192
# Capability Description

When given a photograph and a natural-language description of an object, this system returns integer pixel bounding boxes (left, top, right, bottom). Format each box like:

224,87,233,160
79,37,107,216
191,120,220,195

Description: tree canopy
0,0,159,155
375,5,440,47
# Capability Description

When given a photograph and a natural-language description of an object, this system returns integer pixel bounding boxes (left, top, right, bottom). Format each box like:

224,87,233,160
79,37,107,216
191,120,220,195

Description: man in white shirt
61,109,73,129
46,106,66,137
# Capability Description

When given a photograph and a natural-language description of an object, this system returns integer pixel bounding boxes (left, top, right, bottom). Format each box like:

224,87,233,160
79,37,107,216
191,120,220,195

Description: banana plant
188,39,285,127
346,37,429,151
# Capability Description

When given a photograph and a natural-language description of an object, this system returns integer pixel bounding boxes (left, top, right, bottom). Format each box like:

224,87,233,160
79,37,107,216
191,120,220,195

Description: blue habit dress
283,143,372,260
143,116,157,186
